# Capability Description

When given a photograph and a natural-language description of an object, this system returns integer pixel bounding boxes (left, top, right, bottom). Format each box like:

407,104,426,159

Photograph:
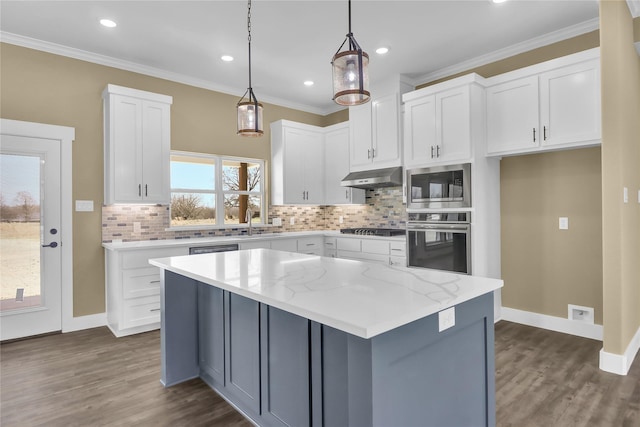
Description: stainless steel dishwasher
188,244,239,255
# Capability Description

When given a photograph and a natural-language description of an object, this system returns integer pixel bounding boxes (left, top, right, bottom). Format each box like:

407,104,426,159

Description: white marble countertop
149,249,502,339
103,230,404,251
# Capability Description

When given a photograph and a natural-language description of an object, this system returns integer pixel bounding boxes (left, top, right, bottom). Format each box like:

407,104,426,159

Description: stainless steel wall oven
407,212,471,275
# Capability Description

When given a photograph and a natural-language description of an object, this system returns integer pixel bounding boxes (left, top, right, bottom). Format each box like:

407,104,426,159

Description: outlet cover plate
438,307,456,332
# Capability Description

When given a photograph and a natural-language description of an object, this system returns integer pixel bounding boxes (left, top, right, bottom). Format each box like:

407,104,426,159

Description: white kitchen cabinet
271,120,324,205
336,236,406,266
486,49,600,156
297,236,324,255
349,92,402,171
239,240,271,250
324,123,365,204
105,246,188,337
270,238,297,252
404,76,481,168
103,84,172,204
486,76,539,154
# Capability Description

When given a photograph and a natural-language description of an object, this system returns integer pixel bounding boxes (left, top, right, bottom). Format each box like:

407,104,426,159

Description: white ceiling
1,1,600,115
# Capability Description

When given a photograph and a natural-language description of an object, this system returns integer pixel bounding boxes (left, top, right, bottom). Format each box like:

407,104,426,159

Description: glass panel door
0,153,43,312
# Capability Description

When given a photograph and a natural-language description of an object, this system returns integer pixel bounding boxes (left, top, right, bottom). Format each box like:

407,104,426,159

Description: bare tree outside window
14,191,37,222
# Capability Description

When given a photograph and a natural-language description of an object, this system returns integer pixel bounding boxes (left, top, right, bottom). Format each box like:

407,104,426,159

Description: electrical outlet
272,218,282,226
133,222,141,233
559,217,569,230
290,217,295,225
438,307,455,332
623,187,629,204
75,200,94,212
339,216,344,224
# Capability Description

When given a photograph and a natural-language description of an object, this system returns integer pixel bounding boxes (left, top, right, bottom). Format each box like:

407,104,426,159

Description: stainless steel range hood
340,166,403,189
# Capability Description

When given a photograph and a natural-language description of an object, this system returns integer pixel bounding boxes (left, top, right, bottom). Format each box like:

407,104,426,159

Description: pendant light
331,0,370,106
237,0,263,137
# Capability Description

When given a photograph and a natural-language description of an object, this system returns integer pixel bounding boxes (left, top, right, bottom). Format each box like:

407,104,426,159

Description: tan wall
500,148,603,324
635,16,640,42
322,109,349,127
417,31,600,88
599,1,640,355
0,43,325,317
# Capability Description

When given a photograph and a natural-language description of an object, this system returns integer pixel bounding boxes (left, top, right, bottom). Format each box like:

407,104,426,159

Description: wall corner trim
500,307,603,341
599,326,640,376
62,312,107,333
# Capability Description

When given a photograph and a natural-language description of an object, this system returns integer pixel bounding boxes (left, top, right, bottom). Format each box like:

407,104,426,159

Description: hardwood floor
1,321,638,426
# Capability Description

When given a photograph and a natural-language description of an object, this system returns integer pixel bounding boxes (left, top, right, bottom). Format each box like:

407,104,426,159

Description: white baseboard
500,307,603,341
62,312,107,333
599,325,640,376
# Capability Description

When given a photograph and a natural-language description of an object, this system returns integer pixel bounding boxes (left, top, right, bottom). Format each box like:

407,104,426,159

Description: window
170,152,264,228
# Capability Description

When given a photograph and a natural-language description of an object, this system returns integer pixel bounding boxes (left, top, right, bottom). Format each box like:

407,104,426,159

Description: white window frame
170,151,266,229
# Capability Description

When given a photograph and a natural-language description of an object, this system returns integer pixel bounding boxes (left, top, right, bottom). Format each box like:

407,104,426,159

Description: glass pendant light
237,0,263,137
331,0,370,106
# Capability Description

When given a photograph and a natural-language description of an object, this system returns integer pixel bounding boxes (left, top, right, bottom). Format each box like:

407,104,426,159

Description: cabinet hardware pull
391,248,403,252
306,243,314,246
302,191,306,200
436,145,441,157
138,184,141,196
367,148,371,159
346,189,348,199
150,308,161,312
150,280,160,283
533,128,536,142
371,148,375,158
543,126,547,141
145,184,148,197
431,146,435,158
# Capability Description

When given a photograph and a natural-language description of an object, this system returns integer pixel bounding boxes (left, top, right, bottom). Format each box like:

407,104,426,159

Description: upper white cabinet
349,92,403,171
103,84,172,205
271,120,324,205
486,48,601,156
324,123,365,205
403,74,484,168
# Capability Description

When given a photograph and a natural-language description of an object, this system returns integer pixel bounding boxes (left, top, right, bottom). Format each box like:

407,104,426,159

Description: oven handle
407,223,470,232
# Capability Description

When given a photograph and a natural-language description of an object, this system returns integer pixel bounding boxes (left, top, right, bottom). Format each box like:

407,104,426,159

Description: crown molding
627,0,640,18
0,31,330,116
413,18,600,86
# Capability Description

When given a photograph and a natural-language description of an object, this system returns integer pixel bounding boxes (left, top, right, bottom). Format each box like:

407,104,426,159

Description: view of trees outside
1,153,42,311
170,157,262,227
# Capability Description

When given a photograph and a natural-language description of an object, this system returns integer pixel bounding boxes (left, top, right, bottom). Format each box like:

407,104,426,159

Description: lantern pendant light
331,0,370,106
237,0,263,137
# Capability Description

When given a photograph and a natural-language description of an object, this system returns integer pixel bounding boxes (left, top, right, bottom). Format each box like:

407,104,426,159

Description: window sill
165,223,279,232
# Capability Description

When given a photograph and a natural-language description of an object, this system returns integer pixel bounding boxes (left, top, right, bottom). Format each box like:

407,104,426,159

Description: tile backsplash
102,188,407,243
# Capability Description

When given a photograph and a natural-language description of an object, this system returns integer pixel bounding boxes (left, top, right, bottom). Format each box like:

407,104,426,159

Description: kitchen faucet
245,208,252,236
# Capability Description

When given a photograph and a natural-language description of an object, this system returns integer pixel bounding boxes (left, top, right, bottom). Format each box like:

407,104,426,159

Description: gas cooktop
339,228,406,237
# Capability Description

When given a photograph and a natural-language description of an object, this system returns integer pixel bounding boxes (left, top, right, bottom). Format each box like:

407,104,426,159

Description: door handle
42,242,58,248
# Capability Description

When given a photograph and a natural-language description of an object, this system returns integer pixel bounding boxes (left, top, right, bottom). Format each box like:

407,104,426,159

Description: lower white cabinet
106,246,188,337
297,236,323,255
336,237,406,266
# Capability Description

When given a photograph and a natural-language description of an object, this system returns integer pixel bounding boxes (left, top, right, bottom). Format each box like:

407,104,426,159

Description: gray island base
153,249,500,427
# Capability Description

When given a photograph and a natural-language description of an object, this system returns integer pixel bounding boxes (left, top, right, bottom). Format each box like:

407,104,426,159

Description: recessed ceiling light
100,19,117,28
221,55,234,62
376,47,389,55
304,81,314,86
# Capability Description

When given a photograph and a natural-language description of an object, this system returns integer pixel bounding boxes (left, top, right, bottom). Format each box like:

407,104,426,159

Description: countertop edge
149,254,502,339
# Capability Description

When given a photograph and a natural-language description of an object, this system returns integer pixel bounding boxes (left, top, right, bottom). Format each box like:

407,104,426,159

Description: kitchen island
150,249,503,427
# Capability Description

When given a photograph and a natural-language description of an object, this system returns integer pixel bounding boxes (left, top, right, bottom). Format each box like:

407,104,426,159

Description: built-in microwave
406,163,471,209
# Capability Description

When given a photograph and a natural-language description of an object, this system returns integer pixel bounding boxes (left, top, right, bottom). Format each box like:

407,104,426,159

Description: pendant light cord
247,0,253,91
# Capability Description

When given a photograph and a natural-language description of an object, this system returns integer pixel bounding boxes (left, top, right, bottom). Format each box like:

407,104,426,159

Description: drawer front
122,267,161,299
299,248,323,256
389,255,407,267
297,237,323,252
271,239,297,252
337,238,361,252
324,237,337,250
122,295,161,329
338,251,388,264
390,241,407,256
122,247,188,269
361,240,390,255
